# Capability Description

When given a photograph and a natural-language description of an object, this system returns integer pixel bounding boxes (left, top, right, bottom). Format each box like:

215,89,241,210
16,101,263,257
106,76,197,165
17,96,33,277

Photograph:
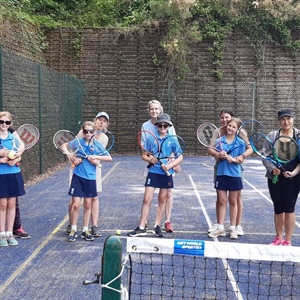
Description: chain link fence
0,46,83,181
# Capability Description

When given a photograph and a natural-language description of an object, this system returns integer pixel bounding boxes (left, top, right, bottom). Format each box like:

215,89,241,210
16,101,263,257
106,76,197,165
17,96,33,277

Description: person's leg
0,198,7,232
164,189,173,232
228,191,238,239
283,212,295,243
13,197,30,239
13,197,21,230
155,189,168,227
235,190,244,236
208,190,227,238
90,196,101,236
127,186,155,237
0,198,8,247
154,189,168,237
7,197,18,245
68,197,81,242
139,187,155,228
81,197,94,241
269,213,284,245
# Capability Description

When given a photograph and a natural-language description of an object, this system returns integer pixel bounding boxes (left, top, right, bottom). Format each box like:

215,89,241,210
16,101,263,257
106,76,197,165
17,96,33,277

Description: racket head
16,124,40,149
137,130,160,155
197,122,220,149
237,119,264,143
53,130,80,155
160,135,185,160
250,132,273,159
103,131,115,152
272,135,298,164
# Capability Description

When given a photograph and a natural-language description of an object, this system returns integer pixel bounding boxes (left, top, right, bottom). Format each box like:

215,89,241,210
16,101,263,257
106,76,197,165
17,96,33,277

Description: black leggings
268,175,300,214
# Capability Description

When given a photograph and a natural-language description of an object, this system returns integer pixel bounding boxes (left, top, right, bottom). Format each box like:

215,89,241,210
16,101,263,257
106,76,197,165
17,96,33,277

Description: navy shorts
215,175,243,191
0,173,25,197
68,174,97,197
145,172,174,189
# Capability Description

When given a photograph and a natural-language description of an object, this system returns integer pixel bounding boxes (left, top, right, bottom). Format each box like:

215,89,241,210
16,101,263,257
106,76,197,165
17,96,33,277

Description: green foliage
1,0,300,80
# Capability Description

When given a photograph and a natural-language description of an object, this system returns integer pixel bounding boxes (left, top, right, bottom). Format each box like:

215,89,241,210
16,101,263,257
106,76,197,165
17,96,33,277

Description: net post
101,236,122,300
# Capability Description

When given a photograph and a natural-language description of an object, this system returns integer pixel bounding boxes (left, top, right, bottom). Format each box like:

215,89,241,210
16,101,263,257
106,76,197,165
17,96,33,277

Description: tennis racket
53,130,103,168
95,129,115,152
250,133,298,184
197,122,223,152
8,124,40,159
226,119,263,155
138,130,185,176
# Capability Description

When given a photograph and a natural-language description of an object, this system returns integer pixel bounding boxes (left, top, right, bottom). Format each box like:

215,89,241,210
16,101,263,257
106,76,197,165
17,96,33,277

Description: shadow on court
0,156,299,299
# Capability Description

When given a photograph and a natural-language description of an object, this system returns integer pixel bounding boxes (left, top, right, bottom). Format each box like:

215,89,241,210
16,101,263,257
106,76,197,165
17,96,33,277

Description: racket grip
147,163,154,169
272,175,278,184
165,170,171,176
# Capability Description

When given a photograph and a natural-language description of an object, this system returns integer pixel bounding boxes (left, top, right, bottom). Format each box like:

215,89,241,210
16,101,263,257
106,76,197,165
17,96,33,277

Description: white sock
71,225,77,231
229,226,235,232
6,231,13,237
83,226,88,232
0,231,5,236
219,224,225,231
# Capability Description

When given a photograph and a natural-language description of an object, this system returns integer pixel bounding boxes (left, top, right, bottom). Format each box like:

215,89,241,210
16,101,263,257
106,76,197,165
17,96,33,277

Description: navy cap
277,108,294,120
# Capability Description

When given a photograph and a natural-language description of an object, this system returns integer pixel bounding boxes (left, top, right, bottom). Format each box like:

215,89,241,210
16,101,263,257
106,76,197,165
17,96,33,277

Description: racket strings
238,120,263,143
273,139,298,162
197,123,220,148
250,133,272,158
17,125,40,149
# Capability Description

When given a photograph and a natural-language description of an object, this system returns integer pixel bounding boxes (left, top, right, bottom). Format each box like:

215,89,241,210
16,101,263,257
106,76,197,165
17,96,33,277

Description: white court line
188,174,244,300
0,162,120,295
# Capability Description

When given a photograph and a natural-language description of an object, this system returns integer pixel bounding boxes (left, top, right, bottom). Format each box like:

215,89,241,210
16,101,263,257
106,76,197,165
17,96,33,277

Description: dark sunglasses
0,120,12,125
83,129,95,134
157,123,169,129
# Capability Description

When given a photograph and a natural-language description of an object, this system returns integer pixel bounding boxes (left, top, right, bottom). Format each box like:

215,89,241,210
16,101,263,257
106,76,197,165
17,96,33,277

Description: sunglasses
157,123,169,129
0,120,12,125
83,129,95,134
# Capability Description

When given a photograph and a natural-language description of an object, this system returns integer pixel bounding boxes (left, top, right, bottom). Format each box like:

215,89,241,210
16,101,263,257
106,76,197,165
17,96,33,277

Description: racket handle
272,175,278,184
147,163,154,169
165,170,171,176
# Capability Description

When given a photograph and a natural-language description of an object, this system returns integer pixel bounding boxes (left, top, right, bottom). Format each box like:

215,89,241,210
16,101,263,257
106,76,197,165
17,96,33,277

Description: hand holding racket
137,130,185,176
250,133,298,184
53,130,101,168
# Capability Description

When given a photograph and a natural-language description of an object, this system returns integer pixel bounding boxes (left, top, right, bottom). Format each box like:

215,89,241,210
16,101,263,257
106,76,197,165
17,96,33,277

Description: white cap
96,112,109,120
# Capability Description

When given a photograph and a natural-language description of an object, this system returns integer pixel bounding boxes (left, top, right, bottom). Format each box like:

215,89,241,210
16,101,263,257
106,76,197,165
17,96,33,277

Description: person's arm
284,164,300,178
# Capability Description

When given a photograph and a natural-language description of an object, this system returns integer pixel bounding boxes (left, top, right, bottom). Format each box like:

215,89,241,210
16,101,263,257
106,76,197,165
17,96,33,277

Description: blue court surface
0,156,299,299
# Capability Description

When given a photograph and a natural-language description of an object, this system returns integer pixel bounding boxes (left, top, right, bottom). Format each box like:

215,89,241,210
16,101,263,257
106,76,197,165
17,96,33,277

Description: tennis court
0,156,300,300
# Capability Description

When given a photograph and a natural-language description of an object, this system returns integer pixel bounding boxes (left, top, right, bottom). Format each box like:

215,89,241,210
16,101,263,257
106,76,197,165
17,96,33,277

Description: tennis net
101,236,300,300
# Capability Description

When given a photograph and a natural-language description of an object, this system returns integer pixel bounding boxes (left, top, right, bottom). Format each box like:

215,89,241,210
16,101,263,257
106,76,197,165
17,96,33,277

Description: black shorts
68,174,97,198
145,172,174,189
215,175,243,191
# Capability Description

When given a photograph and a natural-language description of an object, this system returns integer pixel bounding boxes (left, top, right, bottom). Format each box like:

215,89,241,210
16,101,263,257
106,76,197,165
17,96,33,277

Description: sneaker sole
14,235,31,239
208,233,226,238
68,239,77,242
127,232,147,237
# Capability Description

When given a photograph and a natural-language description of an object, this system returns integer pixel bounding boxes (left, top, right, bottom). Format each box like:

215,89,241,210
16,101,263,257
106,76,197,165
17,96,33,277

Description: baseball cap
96,112,109,121
277,108,294,120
